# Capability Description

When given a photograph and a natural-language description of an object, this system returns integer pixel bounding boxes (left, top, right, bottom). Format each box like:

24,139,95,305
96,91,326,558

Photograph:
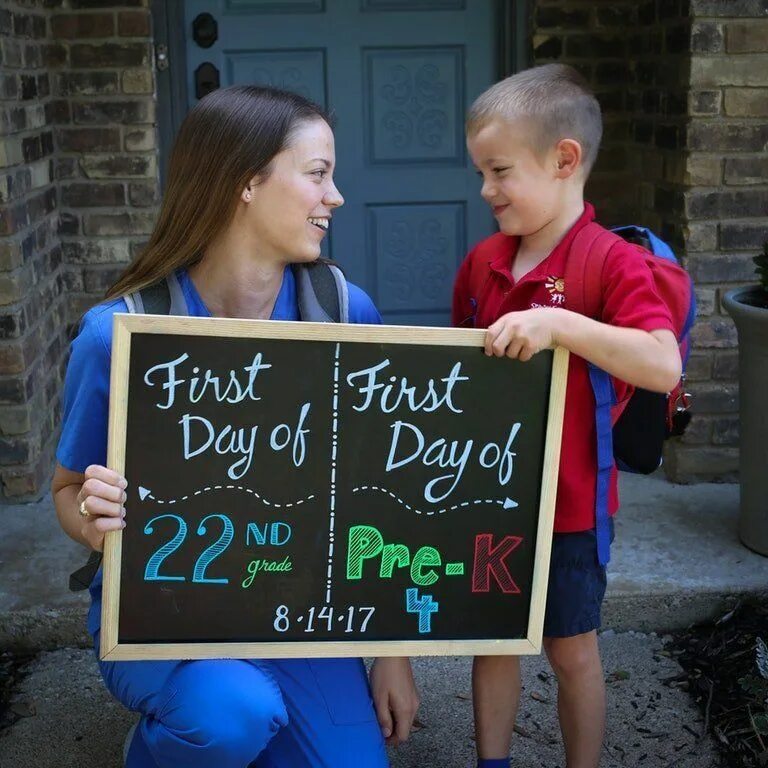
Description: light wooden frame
101,314,568,661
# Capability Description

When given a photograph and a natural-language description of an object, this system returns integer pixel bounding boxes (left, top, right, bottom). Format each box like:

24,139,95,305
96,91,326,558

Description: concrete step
1,474,766,650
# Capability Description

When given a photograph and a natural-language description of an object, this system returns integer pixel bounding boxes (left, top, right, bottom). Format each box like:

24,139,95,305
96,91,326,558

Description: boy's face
467,118,568,238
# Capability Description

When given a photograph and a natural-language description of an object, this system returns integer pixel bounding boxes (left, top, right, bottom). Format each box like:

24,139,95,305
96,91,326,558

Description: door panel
184,0,498,325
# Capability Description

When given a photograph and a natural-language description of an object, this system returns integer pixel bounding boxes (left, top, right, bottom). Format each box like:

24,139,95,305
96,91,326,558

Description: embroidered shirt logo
544,275,566,305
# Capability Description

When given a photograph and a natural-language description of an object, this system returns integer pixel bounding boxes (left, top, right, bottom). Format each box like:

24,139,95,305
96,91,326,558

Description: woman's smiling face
245,118,344,264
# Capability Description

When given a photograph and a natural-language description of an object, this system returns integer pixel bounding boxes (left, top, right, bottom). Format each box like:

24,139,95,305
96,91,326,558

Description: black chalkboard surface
100,315,567,661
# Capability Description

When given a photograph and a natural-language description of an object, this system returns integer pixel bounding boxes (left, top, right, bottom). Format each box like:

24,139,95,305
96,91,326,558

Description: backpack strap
588,363,615,566
565,223,623,566
124,271,188,316
69,273,190,593
292,261,349,323
565,223,617,320
613,225,676,260
68,550,104,592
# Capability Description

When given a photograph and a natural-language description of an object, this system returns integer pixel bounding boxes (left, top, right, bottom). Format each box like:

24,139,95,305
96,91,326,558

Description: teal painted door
184,0,498,326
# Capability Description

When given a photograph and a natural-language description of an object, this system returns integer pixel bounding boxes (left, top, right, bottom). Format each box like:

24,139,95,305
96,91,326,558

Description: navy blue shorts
543,518,614,638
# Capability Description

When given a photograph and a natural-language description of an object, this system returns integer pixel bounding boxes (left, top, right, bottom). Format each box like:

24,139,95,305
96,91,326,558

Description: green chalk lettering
242,559,260,588
241,556,292,587
380,543,410,578
347,525,384,579
411,546,441,586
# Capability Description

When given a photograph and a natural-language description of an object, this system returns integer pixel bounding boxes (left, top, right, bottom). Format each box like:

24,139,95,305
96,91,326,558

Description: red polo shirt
452,204,675,533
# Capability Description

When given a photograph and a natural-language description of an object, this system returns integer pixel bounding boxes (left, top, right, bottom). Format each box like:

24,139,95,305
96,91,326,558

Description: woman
52,85,419,768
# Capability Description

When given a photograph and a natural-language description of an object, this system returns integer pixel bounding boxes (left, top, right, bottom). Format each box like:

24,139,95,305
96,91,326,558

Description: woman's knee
153,661,288,767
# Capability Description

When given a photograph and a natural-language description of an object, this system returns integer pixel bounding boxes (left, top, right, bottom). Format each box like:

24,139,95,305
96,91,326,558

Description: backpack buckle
668,384,692,437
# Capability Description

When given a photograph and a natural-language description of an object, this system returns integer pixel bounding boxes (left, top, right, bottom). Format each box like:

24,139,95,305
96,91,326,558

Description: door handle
195,62,220,99
192,12,218,49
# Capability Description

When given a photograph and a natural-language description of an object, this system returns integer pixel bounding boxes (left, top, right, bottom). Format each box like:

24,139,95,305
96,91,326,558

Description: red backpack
564,223,695,472
564,223,695,565
460,222,695,565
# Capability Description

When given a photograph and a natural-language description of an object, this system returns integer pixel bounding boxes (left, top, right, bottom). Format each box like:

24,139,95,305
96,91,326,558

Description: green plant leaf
753,712,768,735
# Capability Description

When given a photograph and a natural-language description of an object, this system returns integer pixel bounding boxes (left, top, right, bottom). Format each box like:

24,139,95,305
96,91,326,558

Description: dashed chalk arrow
352,485,518,516
137,484,315,509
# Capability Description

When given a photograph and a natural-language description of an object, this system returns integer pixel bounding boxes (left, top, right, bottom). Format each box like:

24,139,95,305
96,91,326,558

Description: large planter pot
723,286,768,556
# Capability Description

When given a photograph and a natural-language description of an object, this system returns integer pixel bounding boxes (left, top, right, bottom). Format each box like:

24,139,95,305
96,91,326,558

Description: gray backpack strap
124,273,189,317
123,292,139,314
292,261,349,323
332,265,349,323
70,273,188,593
165,271,188,316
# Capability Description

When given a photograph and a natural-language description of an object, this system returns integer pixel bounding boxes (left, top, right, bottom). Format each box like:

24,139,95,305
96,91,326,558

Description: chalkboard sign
100,315,567,661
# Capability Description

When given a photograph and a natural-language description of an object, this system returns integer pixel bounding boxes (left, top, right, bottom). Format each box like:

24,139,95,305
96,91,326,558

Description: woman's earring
244,193,252,202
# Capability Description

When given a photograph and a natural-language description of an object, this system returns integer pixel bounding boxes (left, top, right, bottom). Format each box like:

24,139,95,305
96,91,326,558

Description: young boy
453,64,682,768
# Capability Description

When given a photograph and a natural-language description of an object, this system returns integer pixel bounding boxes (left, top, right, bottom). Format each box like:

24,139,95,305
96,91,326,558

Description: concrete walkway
0,633,720,768
0,472,766,766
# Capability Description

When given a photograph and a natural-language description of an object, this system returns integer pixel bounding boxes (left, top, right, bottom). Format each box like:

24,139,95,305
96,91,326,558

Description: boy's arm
485,309,681,393
552,311,680,391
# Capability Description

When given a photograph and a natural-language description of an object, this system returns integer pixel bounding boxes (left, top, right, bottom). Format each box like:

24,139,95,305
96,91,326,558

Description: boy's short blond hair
467,63,603,176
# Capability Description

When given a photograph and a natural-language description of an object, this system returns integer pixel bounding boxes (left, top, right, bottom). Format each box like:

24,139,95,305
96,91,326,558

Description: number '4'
405,588,439,634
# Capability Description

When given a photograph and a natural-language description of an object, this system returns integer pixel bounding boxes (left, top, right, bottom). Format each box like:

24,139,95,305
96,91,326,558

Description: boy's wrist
548,308,571,348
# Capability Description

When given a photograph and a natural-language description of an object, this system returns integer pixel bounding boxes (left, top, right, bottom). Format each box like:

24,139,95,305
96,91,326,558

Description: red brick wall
0,1,66,498
533,0,691,252
669,0,768,481
47,0,158,322
533,0,768,482
0,0,159,499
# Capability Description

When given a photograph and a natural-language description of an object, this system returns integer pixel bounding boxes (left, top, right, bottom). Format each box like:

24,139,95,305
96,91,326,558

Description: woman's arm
52,463,127,552
369,656,420,745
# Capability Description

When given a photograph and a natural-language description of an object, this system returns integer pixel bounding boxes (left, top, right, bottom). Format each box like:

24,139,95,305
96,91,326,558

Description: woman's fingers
81,506,126,550
91,514,126,534
375,697,393,740
80,494,124,519
80,477,127,505
84,464,127,490
76,466,127,553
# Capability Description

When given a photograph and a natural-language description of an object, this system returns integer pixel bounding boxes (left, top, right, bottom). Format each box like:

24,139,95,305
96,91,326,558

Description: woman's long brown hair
106,85,331,300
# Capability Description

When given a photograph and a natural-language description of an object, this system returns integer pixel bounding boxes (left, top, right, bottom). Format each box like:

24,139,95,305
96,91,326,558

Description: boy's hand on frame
484,308,557,361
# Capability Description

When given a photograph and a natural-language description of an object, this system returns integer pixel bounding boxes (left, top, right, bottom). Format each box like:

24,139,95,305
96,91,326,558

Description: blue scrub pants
94,632,389,768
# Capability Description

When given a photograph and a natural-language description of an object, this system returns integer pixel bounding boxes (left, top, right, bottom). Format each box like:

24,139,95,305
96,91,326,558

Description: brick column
48,1,159,322
0,2,66,498
532,0,768,482
0,1,160,500
668,0,768,481
533,0,692,242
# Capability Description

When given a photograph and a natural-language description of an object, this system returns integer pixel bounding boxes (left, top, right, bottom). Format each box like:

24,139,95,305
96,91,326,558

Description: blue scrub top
57,266,381,635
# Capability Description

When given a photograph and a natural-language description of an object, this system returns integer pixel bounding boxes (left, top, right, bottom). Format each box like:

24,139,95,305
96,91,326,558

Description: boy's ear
554,139,582,179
